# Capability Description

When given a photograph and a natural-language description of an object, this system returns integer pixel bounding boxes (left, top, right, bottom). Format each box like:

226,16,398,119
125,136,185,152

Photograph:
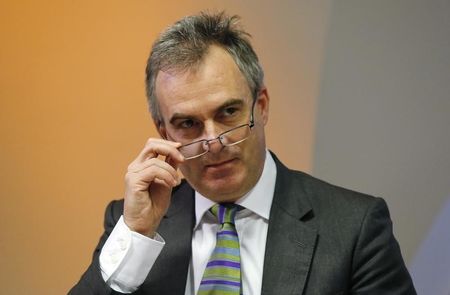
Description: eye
223,106,238,117
179,119,195,129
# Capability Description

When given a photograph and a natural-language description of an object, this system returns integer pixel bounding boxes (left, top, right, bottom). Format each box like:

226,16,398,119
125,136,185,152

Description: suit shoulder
287,168,384,216
285,169,393,243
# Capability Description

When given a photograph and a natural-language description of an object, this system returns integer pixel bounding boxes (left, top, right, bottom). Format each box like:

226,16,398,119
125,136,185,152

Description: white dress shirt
100,151,277,294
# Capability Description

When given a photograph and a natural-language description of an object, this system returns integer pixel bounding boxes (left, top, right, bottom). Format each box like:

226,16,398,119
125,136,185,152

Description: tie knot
210,203,239,225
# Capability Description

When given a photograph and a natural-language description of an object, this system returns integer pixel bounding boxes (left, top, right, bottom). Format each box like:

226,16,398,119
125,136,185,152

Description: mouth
204,158,237,169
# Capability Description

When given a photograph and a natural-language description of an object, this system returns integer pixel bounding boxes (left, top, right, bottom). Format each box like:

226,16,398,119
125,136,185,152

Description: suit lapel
261,155,318,295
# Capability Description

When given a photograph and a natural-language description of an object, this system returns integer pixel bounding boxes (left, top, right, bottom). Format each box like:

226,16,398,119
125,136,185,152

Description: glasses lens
220,125,251,146
177,124,252,159
178,141,207,159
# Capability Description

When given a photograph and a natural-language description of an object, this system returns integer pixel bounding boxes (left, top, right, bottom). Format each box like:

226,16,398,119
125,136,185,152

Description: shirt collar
194,150,277,229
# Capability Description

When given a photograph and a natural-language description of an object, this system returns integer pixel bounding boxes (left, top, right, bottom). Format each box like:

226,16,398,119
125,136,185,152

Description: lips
204,158,237,176
204,158,236,168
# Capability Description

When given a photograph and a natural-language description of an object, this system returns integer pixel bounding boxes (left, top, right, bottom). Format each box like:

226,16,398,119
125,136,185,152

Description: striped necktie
198,203,241,295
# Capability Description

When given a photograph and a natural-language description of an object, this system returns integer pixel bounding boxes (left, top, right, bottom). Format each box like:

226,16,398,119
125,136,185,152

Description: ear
255,87,270,126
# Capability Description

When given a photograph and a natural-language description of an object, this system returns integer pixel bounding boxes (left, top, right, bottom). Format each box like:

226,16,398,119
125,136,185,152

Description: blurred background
1,0,449,294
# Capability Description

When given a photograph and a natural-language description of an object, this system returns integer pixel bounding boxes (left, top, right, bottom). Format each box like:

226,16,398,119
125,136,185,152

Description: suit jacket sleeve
351,197,416,294
69,200,127,295
69,181,194,295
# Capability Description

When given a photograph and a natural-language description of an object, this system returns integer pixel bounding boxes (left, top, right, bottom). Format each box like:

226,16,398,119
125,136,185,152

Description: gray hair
145,11,264,122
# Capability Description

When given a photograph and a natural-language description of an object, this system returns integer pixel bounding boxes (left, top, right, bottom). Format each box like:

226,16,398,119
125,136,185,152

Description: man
70,12,416,294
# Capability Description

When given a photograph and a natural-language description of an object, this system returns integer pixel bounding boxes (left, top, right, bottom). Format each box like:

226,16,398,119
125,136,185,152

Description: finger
129,163,180,188
165,155,182,170
137,138,181,161
134,138,184,164
152,177,173,188
129,157,180,182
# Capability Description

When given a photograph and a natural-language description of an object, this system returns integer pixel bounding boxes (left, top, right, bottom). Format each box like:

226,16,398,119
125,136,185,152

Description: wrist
123,218,158,238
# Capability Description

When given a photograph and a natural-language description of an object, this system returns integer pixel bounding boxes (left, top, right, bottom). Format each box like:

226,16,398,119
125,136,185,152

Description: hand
123,138,185,237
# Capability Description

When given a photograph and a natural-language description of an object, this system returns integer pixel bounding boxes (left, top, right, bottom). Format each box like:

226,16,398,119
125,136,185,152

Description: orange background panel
0,1,327,293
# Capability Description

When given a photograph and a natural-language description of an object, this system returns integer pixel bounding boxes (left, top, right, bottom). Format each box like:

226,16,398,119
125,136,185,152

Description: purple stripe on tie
217,230,238,236
207,260,240,268
200,280,241,287
219,205,224,223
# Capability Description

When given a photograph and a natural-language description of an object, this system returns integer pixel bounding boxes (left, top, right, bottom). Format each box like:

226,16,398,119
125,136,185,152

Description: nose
203,122,223,154
206,137,223,154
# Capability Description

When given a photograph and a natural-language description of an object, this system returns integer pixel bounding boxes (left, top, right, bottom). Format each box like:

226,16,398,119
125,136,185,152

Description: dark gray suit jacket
70,154,416,294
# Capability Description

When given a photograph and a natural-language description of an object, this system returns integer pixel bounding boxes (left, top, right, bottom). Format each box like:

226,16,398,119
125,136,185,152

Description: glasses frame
178,102,256,160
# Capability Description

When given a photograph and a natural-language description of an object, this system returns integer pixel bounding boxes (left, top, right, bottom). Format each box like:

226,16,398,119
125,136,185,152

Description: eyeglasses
178,120,254,160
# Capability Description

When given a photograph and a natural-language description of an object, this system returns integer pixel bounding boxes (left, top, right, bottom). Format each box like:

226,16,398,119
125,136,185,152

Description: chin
198,171,248,202
182,157,253,201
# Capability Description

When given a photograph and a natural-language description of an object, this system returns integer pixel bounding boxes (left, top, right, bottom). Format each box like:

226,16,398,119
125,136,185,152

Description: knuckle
145,137,158,146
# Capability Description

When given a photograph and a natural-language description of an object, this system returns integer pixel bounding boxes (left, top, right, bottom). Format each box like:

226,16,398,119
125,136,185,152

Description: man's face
155,45,269,202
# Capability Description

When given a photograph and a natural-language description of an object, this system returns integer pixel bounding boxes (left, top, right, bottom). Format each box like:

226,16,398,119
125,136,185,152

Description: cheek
179,160,202,179
245,129,264,150
253,125,266,145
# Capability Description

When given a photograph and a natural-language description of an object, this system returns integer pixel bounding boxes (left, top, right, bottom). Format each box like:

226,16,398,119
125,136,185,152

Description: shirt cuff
99,215,165,293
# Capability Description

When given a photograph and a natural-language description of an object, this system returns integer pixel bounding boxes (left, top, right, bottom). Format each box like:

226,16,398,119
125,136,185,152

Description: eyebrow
168,98,245,125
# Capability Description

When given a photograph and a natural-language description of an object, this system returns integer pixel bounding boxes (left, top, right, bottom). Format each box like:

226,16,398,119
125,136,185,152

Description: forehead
154,45,252,121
